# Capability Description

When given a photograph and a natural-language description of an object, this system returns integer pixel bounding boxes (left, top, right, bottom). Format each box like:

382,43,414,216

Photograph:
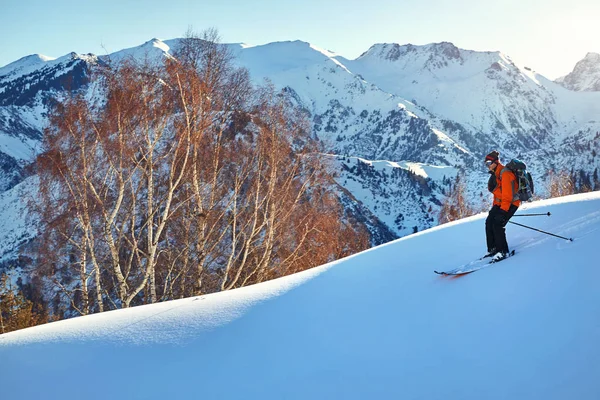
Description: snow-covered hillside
0,51,93,193
330,155,457,236
1,192,599,400
0,176,38,264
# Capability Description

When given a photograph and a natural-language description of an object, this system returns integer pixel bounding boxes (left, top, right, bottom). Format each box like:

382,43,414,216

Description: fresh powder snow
1,192,599,399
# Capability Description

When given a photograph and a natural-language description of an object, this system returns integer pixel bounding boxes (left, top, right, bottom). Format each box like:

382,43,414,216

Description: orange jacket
492,162,521,211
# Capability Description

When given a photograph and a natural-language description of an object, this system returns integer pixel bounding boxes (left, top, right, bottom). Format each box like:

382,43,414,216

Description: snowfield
1,192,599,399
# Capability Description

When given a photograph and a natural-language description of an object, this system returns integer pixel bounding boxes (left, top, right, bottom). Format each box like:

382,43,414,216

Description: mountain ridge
0,37,599,257
556,52,600,92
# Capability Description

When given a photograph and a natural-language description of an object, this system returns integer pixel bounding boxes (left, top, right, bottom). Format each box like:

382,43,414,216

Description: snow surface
0,54,55,80
330,154,457,181
0,52,88,84
0,129,39,161
101,38,174,65
1,192,599,399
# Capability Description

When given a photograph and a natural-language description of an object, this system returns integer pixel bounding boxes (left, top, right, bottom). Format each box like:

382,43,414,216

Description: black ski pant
485,204,518,254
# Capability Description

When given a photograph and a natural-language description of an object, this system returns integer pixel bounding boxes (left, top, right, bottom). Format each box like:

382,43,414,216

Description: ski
434,250,515,276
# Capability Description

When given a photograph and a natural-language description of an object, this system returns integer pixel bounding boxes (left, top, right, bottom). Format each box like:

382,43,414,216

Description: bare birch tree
438,172,478,224
32,28,369,318
547,170,575,198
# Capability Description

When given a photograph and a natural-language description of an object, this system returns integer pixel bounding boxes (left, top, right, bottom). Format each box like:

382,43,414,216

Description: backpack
504,159,534,202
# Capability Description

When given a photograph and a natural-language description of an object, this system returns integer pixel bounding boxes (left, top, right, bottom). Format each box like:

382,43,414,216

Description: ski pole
513,212,551,217
508,220,573,241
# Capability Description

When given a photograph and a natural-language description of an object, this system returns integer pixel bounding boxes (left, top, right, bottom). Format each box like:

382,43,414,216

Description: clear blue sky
1,0,598,79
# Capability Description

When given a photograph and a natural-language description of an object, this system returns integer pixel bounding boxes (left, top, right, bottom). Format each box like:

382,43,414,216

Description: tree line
6,29,368,324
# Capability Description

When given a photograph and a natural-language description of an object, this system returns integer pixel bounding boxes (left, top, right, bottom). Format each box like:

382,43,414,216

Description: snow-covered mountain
1,192,599,400
231,40,600,203
230,40,470,166
1,38,600,263
556,52,600,92
0,52,94,192
331,155,455,236
339,42,557,150
339,43,600,159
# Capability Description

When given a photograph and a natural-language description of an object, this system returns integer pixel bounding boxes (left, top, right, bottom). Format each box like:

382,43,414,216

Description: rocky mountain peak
358,41,462,63
583,52,600,62
556,52,600,91
429,41,461,60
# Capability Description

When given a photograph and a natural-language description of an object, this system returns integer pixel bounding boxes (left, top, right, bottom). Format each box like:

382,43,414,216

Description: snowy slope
102,38,175,65
330,155,456,236
0,54,56,83
0,176,38,264
0,51,94,192
1,192,599,400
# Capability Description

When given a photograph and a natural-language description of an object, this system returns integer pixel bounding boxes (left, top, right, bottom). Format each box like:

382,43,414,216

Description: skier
484,150,520,261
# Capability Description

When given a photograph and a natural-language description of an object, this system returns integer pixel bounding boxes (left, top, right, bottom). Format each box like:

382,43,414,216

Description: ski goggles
485,159,496,166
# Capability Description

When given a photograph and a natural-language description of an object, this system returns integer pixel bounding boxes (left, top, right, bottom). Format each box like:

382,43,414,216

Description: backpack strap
499,167,519,202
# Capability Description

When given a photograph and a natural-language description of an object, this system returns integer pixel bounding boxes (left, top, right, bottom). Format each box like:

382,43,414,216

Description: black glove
487,172,497,193
494,209,509,224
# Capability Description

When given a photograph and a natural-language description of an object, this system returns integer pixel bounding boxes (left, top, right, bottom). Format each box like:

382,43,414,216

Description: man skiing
484,150,520,261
